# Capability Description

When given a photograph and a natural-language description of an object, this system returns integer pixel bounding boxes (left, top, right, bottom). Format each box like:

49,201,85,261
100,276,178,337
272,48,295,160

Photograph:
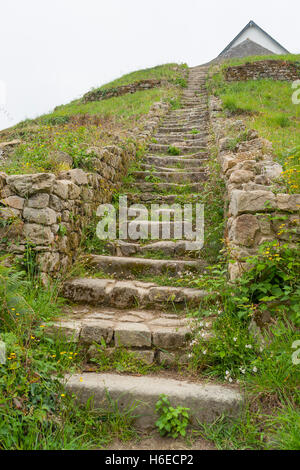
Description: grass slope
210,54,300,193
0,63,187,175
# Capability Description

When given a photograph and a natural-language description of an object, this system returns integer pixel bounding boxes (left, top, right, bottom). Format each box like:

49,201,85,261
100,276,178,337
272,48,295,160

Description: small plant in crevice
167,145,181,156
155,394,190,438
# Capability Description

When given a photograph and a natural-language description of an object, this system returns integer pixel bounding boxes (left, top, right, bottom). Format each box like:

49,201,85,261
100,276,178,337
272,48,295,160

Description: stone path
50,66,243,433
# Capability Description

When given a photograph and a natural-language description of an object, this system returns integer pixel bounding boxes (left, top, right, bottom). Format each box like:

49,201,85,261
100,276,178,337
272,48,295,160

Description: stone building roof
218,20,289,57
220,38,275,59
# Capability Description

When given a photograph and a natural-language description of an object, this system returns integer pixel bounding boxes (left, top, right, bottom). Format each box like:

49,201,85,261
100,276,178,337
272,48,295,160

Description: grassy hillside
0,63,187,175
219,53,300,67
210,54,300,193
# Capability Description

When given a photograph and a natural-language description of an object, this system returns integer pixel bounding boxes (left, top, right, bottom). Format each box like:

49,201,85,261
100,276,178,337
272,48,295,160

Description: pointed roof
218,20,289,57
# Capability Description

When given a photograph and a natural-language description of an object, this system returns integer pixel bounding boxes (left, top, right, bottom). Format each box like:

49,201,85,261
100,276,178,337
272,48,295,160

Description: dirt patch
104,430,215,450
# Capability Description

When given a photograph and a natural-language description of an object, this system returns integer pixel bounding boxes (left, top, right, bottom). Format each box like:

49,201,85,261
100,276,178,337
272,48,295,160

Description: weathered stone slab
65,373,243,429
114,323,151,348
229,190,276,216
80,320,114,344
7,173,55,197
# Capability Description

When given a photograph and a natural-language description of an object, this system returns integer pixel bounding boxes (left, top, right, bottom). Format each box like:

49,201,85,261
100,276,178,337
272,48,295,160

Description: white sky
0,0,299,131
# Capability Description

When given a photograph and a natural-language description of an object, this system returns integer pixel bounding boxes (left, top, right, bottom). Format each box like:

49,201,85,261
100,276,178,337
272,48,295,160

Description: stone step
129,181,204,193
47,305,199,354
148,144,207,154
182,102,207,108
164,110,208,118
157,126,208,133
152,138,208,147
108,239,203,257
182,92,206,97
144,156,208,168
153,132,208,140
181,101,207,106
140,163,206,173
167,108,207,114
181,98,207,103
64,373,243,430
88,255,206,277
162,117,208,126
127,193,199,204
132,170,207,183
161,117,208,125
167,116,208,123
166,112,208,120
62,278,210,309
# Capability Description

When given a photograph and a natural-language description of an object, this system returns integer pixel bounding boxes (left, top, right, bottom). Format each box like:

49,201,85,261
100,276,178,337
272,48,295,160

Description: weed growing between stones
155,394,190,438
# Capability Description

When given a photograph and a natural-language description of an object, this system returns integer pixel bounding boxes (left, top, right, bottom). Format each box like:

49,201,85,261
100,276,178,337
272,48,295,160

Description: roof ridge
218,20,289,57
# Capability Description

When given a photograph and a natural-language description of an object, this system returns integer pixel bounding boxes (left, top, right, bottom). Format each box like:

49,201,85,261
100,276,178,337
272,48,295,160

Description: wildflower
245,344,252,349
61,394,65,397
202,349,207,355
253,366,258,373
233,337,237,342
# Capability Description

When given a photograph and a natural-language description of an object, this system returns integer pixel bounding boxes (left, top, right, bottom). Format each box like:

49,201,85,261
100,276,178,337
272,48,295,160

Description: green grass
220,53,300,67
92,63,188,91
43,88,172,123
195,400,300,450
0,256,138,450
210,64,300,193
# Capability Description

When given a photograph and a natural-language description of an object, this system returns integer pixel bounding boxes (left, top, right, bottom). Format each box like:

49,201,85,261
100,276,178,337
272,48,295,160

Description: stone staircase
50,66,243,430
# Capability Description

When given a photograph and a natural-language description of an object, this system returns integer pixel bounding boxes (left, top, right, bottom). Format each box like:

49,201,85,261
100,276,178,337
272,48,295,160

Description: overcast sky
0,0,299,131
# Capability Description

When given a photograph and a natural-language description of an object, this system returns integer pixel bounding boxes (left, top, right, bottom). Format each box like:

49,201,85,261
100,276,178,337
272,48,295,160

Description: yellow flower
61,394,65,397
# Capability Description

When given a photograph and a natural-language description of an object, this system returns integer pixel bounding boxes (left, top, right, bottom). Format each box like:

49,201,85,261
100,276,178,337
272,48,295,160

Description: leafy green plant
155,394,190,438
168,145,181,156
174,77,187,88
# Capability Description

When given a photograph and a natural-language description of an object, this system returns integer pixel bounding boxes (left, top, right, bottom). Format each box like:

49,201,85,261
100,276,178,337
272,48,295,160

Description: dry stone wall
224,60,300,82
83,79,165,103
209,96,300,280
0,101,169,279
